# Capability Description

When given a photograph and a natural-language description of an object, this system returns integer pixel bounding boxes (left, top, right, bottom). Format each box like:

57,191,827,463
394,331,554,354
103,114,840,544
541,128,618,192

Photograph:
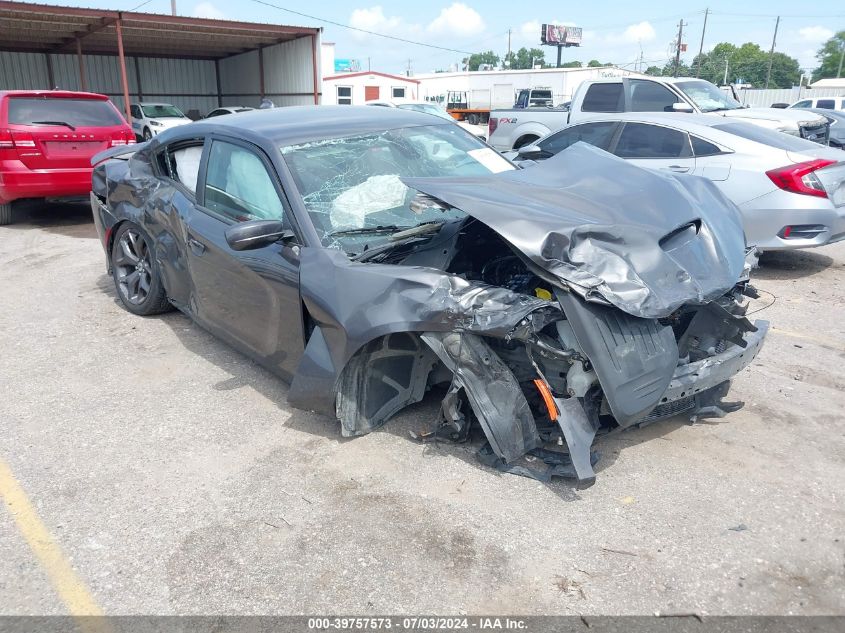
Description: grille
641,395,696,423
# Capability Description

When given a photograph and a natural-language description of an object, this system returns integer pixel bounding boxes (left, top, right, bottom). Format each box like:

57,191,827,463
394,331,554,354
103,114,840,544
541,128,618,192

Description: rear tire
467,113,480,125
110,222,172,316
0,203,11,226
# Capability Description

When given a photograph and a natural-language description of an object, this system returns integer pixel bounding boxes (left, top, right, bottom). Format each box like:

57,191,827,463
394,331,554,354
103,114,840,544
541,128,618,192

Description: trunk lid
4,94,131,170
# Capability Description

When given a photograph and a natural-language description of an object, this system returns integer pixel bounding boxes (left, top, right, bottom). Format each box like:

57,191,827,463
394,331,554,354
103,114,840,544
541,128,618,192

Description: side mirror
225,219,292,251
671,102,694,113
517,144,545,159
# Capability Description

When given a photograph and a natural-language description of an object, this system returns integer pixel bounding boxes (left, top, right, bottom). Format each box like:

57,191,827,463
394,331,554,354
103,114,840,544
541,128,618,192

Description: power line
249,0,474,55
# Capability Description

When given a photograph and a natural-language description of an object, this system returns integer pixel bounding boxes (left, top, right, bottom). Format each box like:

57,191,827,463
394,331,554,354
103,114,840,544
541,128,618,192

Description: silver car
511,113,845,250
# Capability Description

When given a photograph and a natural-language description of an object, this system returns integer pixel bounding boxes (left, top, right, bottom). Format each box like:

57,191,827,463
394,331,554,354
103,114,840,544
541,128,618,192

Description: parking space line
0,458,104,617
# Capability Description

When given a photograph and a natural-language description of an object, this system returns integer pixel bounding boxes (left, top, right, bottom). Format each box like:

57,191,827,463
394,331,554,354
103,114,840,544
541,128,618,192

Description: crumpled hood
403,143,747,319
719,107,826,126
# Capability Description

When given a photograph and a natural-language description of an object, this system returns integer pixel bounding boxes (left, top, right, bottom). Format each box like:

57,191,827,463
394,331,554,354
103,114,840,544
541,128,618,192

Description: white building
322,71,420,105
413,66,647,109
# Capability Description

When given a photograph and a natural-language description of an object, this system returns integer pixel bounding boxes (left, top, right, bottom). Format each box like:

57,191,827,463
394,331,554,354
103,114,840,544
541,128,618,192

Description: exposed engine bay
326,216,767,486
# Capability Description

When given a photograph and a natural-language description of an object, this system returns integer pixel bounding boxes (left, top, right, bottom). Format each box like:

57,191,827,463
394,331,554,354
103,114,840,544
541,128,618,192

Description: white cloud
193,2,224,20
798,26,833,43
428,3,485,37
620,21,656,44
350,6,402,32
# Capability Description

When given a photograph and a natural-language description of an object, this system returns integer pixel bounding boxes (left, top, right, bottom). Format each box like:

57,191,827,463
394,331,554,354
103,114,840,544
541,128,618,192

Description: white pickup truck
488,77,830,151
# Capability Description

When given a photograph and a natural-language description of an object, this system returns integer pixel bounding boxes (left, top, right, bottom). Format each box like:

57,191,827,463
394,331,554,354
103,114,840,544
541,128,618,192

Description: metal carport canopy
0,1,322,119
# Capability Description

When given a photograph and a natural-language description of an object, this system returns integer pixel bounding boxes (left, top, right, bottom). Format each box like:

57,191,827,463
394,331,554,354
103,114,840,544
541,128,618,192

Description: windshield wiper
351,221,447,262
329,225,410,237
30,120,77,131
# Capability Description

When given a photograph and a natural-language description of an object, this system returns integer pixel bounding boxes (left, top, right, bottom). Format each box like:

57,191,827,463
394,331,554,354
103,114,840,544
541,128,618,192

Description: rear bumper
0,162,93,204
740,192,845,250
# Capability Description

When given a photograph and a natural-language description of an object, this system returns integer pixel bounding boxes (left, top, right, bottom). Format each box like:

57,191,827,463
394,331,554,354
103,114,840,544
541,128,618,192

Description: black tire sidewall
143,128,152,141
110,222,166,316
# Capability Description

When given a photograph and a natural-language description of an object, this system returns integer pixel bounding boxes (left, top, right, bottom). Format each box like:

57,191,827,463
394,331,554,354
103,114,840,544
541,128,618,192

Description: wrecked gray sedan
91,106,768,485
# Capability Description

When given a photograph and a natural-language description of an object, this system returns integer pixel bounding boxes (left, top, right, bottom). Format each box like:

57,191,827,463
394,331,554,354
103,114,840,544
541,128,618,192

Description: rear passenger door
184,137,304,378
610,122,695,174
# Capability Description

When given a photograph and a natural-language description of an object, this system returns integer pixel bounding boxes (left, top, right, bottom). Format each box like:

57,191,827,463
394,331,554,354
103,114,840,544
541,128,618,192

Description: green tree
690,42,800,88
811,31,845,82
644,65,663,76
560,60,582,68
587,59,604,67
504,47,546,69
462,50,500,71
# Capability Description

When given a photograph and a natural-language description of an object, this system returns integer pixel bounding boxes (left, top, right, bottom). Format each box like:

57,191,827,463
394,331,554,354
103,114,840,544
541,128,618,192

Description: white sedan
365,99,487,141
129,102,193,141
508,112,845,251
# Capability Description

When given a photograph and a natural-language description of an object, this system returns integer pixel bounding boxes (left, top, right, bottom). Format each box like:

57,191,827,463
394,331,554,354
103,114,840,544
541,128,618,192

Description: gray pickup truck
488,77,830,151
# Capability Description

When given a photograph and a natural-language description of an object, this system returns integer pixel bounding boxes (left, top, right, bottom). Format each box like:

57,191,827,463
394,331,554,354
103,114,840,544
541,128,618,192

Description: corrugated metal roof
0,1,320,59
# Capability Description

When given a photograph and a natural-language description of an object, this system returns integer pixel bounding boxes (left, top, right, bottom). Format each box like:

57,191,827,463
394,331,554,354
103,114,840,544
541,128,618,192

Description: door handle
667,165,690,173
188,237,206,255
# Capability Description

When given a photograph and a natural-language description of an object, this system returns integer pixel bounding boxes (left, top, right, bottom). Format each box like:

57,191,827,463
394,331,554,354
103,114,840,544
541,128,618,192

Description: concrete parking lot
1,201,844,616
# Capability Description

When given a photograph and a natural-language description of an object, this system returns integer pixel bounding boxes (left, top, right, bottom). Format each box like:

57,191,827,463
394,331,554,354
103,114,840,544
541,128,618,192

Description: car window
614,123,691,159
141,104,185,118
690,135,722,157
792,100,811,108
158,141,203,193
8,97,124,127
817,99,835,110
538,122,618,153
630,80,679,112
581,83,624,113
130,105,142,119
206,110,225,117
203,141,284,222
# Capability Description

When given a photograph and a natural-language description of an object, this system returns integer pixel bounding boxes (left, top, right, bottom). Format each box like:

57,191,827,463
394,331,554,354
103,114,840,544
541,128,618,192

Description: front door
364,85,380,101
185,137,304,378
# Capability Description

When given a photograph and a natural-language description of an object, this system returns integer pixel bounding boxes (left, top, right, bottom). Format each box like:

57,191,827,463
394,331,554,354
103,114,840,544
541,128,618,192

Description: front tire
111,223,172,316
0,203,12,226
143,127,153,141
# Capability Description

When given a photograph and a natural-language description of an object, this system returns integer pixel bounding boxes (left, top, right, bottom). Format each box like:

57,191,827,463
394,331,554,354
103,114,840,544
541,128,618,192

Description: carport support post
311,33,319,104
75,38,87,91
115,15,132,124
258,46,266,99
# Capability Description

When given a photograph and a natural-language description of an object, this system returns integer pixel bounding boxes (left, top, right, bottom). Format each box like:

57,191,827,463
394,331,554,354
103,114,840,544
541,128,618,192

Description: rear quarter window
582,83,624,113
7,97,124,127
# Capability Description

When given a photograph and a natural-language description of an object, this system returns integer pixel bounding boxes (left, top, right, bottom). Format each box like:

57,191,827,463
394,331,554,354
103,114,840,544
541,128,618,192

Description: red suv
0,90,135,225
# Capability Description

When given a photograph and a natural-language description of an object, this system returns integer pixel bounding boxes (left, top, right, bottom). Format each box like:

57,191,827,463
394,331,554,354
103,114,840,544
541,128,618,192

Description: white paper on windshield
331,174,408,229
468,148,514,173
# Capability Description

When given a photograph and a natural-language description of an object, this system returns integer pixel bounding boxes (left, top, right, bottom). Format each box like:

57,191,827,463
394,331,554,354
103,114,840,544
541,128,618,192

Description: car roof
570,111,738,132
0,90,109,100
191,105,451,146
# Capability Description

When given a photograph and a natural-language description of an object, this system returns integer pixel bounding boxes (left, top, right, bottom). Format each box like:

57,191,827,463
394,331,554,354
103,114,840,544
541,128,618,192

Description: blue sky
48,0,844,75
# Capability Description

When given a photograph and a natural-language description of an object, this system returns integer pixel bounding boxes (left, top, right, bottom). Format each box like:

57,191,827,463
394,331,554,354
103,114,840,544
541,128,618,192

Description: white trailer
414,66,647,111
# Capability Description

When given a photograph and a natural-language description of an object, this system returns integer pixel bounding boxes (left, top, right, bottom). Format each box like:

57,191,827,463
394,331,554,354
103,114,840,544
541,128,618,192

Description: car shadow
5,200,96,239
755,249,834,280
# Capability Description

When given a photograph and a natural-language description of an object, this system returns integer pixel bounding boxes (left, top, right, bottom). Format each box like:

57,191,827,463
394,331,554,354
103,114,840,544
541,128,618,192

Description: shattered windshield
281,124,514,252
675,80,742,112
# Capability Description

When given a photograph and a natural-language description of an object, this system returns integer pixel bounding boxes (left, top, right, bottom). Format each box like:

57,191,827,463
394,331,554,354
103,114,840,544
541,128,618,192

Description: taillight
0,129,38,159
110,129,136,146
488,117,498,136
0,129,14,159
766,159,836,198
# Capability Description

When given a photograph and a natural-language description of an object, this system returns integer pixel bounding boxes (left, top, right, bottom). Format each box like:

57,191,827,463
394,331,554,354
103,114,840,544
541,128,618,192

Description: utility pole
838,40,844,78
765,16,780,89
507,28,512,62
170,0,176,16
696,8,709,77
672,20,686,77
724,57,729,85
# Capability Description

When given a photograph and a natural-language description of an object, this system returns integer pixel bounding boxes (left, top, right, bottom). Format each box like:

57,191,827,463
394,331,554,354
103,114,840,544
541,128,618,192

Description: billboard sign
541,24,582,47
334,58,362,72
